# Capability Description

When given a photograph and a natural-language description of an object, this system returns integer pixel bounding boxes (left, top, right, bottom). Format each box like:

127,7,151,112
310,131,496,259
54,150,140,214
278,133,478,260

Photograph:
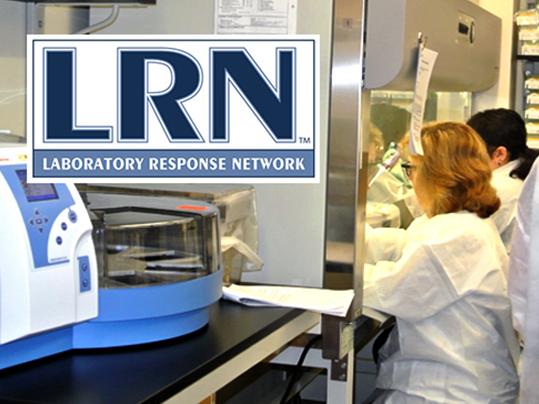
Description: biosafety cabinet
0,0,502,336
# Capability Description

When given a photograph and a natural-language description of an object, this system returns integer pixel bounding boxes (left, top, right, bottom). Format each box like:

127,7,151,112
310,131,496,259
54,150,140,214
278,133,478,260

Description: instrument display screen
16,169,59,202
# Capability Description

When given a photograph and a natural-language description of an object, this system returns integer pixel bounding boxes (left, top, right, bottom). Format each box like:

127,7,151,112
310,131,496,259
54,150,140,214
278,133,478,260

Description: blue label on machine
0,165,74,269
78,255,91,292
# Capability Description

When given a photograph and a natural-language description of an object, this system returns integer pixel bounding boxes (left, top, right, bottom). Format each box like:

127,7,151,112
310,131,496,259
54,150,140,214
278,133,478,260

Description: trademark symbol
299,137,311,144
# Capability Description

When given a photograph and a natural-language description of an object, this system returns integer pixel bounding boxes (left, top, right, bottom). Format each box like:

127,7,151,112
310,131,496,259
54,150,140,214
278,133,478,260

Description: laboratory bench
0,300,381,404
0,301,319,404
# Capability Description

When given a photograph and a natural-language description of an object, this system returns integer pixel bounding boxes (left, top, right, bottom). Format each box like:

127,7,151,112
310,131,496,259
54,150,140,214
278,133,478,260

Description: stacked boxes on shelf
525,77,539,137
517,8,539,55
516,7,539,142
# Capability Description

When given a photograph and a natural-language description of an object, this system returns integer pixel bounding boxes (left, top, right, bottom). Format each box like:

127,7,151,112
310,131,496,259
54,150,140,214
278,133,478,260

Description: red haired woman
364,122,519,403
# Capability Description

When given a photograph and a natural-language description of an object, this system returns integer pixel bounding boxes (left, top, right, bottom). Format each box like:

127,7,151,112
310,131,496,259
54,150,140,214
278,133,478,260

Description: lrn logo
28,36,319,183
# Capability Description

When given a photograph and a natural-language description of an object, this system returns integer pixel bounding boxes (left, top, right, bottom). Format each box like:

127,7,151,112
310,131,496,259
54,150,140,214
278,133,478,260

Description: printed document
223,284,354,317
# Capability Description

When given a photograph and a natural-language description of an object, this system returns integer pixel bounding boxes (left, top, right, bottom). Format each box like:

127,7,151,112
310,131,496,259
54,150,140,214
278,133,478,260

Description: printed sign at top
27,35,319,183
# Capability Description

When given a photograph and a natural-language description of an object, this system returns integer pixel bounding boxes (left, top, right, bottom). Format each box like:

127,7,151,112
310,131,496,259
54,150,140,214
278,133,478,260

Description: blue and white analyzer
0,146,222,370
0,146,98,345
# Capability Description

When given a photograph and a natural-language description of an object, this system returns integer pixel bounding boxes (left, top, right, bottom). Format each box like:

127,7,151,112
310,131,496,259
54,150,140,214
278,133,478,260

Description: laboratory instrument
0,147,222,369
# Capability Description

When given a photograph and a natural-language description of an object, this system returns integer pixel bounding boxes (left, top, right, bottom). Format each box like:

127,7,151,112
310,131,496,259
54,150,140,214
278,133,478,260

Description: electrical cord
75,6,120,35
279,334,322,404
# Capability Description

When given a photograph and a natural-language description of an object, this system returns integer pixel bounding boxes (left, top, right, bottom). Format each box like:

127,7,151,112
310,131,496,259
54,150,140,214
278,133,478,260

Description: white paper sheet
215,0,297,34
410,46,438,156
222,284,354,317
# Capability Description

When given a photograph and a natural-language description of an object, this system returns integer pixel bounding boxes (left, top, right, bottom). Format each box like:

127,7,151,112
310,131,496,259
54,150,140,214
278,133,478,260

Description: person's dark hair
467,108,539,180
370,104,411,149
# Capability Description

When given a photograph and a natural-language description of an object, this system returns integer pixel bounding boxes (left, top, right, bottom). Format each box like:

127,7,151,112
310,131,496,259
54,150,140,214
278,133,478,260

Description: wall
0,4,88,142
39,6,89,34
0,1,26,140
91,0,213,33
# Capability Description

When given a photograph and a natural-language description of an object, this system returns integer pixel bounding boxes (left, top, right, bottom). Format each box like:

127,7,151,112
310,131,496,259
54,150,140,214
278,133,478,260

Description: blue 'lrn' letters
119,50,203,142
44,47,296,143
46,50,111,141
211,49,295,143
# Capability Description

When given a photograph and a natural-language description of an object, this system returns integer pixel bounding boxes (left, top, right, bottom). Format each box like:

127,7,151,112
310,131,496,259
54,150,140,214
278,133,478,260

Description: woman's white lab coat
491,160,523,252
364,212,519,403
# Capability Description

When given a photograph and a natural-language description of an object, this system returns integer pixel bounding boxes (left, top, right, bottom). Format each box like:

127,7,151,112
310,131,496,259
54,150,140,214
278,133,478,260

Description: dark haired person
364,122,519,403
467,108,539,251
368,104,418,222
371,103,411,150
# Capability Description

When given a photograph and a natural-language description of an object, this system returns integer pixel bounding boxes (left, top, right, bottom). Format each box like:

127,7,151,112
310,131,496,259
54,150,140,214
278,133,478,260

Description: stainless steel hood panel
364,0,501,91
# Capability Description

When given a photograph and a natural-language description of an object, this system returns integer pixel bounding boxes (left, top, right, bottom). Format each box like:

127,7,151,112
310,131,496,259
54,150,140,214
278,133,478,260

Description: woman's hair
370,103,411,149
467,108,539,180
414,122,500,218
